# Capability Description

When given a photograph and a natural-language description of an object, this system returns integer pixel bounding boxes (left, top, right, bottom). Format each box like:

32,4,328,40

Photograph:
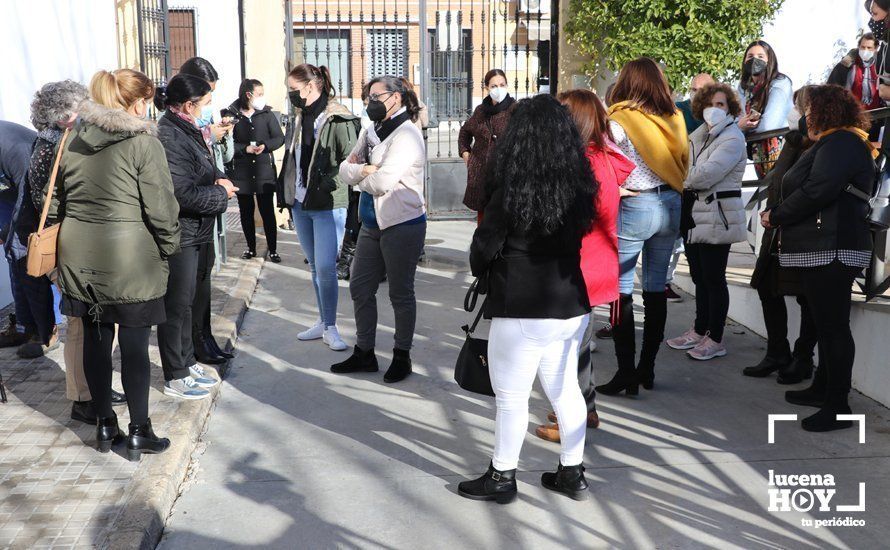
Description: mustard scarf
817,127,880,159
608,101,690,192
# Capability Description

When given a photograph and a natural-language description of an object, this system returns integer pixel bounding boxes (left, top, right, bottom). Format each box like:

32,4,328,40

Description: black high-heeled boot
383,348,412,383
457,462,517,504
785,363,827,408
541,463,590,501
636,291,667,390
127,419,171,462
96,414,123,453
776,355,815,385
331,346,379,374
596,294,638,396
205,334,234,359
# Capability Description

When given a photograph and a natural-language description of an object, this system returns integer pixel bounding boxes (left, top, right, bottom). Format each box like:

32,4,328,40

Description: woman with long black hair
457,94,596,504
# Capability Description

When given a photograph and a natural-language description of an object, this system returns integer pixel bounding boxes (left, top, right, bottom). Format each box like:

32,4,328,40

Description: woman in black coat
761,85,876,433
227,79,285,261
458,95,596,504
157,74,237,400
745,87,818,384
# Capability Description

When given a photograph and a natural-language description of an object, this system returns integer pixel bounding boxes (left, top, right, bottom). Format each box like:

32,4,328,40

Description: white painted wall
762,0,870,88
168,0,242,118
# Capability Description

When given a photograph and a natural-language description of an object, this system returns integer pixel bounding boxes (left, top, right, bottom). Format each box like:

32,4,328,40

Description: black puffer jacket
771,130,874,255
157,111,229,248
227,102,285,195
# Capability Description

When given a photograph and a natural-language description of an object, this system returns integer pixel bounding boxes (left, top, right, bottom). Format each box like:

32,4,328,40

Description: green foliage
565,0,785,91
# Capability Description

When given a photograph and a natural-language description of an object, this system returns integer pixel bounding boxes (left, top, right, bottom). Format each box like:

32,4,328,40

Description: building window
366,29,408,78
293,30,351,98
168,8,196,76
429,28,472,121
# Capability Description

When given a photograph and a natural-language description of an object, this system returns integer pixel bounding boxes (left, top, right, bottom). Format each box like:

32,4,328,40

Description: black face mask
745,57,768,77
870,17,887,39
366,99,389,122
289,90,306,110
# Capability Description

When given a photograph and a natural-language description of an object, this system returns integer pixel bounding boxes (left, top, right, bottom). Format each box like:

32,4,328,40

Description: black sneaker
595,324,613,340
665,284,683,302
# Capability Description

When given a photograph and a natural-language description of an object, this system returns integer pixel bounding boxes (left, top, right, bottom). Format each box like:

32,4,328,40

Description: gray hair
30,80,88,131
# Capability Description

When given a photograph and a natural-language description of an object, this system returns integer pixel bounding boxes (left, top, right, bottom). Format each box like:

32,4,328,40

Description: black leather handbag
454,278,495,397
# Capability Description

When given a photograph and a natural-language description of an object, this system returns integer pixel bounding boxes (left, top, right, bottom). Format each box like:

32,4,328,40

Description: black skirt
62,296,166,327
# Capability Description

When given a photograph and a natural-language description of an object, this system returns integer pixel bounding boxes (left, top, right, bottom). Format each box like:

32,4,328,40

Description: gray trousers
349,222,427,351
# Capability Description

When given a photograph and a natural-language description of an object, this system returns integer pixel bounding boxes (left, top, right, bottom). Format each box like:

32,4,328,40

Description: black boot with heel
597,294,638,396
384,348,412,383
776,355,815,385
127,419,170,462
541,463,590,501
636,290,667,390
457,462,517,504
96,415,123,453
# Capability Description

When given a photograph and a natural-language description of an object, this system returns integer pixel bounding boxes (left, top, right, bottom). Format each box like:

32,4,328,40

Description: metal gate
288,0,555,217
136,0,171,88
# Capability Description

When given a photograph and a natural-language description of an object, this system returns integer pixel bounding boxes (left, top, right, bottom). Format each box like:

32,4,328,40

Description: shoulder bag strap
37,127,70,233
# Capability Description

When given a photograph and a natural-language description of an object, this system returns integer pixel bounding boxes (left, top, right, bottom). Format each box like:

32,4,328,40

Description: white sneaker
666,328,706,350
687,336,727,361
323,326,348,351
298,320,325,341
189,364,219,388
164,376,211,400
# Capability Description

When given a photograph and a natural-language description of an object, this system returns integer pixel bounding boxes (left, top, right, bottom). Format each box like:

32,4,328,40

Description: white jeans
488,315,589,471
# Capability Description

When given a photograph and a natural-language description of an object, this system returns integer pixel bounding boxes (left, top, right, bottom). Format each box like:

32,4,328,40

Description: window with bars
365,29,408,78
168,8,196,75
293,30,351,98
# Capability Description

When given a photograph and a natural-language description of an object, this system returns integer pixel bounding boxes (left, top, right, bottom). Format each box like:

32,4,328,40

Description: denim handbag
454,278,495,397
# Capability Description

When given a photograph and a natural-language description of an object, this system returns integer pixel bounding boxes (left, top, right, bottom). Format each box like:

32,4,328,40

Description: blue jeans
618,190,681,294
293,206,347,327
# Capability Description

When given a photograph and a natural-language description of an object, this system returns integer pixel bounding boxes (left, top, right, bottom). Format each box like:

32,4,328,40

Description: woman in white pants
458,94,597,504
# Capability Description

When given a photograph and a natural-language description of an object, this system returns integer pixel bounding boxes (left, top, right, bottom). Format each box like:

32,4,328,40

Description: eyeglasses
368,91,395,102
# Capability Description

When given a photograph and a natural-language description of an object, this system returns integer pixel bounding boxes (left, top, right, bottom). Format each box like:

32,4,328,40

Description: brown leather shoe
546,411,601,429
535,423,561,442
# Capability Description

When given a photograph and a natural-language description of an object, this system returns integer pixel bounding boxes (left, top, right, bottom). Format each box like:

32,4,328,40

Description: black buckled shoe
96,414,123,453
71,400,97,424
776,356,815,385
383,348,412,383
241,249,257,260
110,389,127,405
331,346,379,374
541,463,590,501
457,462,517,504
269,252,282,263
127,419,171,462
742,354,792,378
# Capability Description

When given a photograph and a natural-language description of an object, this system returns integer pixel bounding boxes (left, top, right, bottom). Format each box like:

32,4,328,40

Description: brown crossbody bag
27,127,70,277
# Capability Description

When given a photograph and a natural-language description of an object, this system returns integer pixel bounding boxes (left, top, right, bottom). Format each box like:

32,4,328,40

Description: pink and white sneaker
666,328,705,350
687,336,727,361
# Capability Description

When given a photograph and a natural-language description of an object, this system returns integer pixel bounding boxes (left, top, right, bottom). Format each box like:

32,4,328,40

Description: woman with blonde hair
51,69,181,459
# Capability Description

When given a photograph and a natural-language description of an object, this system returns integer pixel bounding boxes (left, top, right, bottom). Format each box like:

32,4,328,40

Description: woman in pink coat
536,89,635,443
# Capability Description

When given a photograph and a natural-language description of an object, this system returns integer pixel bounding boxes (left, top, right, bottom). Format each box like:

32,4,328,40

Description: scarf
851,59,881,109
818,127,879,159
607,101,690,192
375,108,411,142
300,94,329,184
481,94,516,117
171,107,213,152
744,80,766,115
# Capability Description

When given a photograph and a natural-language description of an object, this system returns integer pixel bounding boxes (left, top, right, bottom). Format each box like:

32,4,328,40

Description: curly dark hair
491,94,596,238
806,85,870,134
691,83,742,120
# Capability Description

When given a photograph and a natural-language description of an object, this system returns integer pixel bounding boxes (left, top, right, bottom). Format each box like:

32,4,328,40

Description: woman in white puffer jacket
666,82,747,361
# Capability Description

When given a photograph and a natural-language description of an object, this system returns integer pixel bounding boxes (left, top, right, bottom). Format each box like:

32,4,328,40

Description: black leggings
237,192,277,253
191,241,214,345
686,242,731,342
82,322,151,425
756,287,818,360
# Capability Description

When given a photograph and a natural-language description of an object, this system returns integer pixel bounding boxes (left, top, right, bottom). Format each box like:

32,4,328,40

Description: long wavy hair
492,94,596,238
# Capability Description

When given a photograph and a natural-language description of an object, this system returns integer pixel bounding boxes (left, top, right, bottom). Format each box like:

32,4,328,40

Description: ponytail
90,69,154,111
288,63,336,98
318,65,335,98
155,74,211,111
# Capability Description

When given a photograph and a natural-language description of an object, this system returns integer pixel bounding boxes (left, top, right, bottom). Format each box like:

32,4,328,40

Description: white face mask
360,108,373,130
703,106,726,127
786,108,802,131
251,96,266,110
860,48,876,63
489,87,508,104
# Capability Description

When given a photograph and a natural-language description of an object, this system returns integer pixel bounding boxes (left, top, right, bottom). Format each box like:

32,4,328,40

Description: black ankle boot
743,340,792,377
785,364,827,408
127,419,171,461
194,335,226,365
541,463,590,501
96,414,123,453
205,335,234,359
384,348,412,383
776,355,815,385
597,294,638,396
72,400,97,424
331,346,379,374
801,394,853,432
636,291,667,390
457,462,517,504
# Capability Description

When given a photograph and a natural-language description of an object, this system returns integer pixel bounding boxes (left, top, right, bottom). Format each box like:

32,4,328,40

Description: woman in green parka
51,69,181,460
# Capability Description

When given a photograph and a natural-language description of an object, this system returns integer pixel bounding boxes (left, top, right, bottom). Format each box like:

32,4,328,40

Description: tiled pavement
0,209,266,549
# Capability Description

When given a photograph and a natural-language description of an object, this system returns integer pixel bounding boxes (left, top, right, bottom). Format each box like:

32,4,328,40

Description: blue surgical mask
196,105,214,128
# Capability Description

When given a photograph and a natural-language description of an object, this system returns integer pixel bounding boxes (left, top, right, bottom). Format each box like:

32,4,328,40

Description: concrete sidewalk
0,209,262,549
159,220,890,550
